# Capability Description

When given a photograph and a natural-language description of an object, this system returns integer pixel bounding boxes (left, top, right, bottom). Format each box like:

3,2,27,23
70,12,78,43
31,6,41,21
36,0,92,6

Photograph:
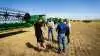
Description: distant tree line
47,17,69,24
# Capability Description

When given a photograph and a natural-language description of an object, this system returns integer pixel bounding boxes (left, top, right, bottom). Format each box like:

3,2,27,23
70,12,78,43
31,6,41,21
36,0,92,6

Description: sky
0,0,100,19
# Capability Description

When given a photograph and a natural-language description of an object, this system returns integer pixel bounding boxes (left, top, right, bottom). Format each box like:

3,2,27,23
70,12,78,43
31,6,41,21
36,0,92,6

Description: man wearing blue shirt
56,19,69,53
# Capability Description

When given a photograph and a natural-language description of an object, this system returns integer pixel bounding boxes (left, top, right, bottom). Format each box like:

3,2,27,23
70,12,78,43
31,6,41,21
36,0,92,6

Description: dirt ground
70,22,100,56
0,22,100,56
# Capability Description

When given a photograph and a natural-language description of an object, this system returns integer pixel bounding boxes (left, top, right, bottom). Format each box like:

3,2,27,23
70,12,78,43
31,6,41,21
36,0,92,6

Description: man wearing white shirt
47,20,54,42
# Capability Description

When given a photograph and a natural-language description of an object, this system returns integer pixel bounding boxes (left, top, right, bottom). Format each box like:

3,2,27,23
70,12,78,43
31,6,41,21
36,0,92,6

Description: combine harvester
0,7,45,33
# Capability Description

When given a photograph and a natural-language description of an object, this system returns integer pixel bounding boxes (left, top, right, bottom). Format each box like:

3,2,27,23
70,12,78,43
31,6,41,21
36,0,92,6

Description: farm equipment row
0,7,45,32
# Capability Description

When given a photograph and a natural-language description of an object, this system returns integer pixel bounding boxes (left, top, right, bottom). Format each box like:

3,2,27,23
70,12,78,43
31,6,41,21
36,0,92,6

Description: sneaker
57,50,61,54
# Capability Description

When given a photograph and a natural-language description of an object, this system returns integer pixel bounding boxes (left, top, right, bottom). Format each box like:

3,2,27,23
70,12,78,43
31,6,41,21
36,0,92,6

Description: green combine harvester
0,7,45,33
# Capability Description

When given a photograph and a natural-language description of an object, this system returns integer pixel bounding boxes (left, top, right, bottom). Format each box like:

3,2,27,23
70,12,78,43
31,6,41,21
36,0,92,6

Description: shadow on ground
0,31,27,38
44,38,58,44
25,42,57,53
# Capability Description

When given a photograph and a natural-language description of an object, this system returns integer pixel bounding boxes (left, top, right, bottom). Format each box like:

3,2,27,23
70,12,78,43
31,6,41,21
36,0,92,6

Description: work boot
62,49,65,53
57,49,62,54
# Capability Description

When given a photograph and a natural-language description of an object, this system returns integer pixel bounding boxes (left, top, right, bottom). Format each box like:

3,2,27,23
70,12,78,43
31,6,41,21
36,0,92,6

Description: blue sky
0,0,100,19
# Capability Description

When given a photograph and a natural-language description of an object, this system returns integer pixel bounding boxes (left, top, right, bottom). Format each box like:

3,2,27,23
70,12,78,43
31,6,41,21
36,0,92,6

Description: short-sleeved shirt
48,21,54,29
57,23,69,34
34,22,44,42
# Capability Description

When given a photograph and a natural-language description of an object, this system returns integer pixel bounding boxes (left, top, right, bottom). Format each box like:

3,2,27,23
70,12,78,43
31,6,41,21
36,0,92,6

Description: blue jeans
58,33,67,51
48,28,54,41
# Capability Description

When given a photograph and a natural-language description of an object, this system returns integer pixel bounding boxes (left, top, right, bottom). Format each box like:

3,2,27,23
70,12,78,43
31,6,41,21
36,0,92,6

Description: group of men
34,19,71,54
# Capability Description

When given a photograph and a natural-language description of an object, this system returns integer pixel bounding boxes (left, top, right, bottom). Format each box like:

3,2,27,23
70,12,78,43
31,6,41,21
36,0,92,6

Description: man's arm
56,24,59,32
65,25,69,36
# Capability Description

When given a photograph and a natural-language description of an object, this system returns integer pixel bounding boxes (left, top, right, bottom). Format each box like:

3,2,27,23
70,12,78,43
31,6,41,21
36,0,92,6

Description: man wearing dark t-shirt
34,19,46,50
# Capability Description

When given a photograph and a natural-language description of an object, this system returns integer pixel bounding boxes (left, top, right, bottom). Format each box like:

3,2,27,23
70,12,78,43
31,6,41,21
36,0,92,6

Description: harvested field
0,22,100,56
